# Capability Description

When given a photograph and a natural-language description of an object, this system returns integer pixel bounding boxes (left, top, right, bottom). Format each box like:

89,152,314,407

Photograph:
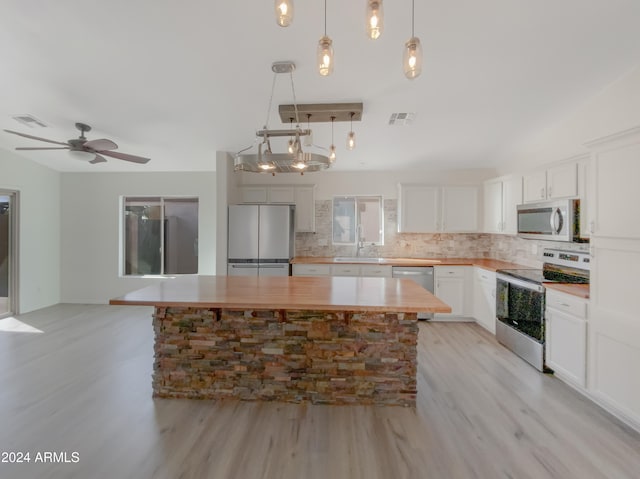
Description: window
332,196,383,245
123,197,199,276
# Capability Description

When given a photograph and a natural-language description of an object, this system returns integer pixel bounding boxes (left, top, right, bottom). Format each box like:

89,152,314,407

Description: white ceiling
1,0,639,173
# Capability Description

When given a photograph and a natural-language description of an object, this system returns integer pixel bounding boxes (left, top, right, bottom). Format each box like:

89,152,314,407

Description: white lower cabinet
472,268,496,333
434,266,472,319
545,290,588,389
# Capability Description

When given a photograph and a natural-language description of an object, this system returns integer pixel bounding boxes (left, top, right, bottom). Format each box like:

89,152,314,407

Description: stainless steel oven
496,248,590,372
496,271,546,371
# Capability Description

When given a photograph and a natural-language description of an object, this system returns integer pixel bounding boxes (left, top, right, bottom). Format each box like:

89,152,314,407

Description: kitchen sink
333,257,385,263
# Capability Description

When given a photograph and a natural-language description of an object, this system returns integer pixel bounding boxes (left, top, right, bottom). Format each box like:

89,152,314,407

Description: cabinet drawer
473,267,495,282
546,290,587,319
292,264,331,276
331,265,360,276
359,265,392,277
435,266,465,278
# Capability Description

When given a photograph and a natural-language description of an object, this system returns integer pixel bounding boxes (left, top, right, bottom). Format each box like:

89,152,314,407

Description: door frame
0,189,19,318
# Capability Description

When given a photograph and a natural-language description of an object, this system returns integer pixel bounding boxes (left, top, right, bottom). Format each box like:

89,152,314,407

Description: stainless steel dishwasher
392,266,434,320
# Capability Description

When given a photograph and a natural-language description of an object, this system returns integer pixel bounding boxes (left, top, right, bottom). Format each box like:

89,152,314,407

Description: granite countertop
291,256,529,272
110,275,452,314
544,283,590,299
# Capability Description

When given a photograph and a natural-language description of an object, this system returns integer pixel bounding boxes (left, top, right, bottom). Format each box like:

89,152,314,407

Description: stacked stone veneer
153,307,418,406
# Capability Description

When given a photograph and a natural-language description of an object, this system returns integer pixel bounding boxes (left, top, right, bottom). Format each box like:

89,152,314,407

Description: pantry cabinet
398,184,478,233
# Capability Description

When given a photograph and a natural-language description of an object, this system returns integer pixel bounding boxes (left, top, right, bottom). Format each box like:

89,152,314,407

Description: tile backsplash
295,199,589,267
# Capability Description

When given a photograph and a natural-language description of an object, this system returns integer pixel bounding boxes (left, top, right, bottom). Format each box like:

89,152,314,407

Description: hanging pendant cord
289,71,300,126
411,0,415,37
324,0,327,36
264,72,278,130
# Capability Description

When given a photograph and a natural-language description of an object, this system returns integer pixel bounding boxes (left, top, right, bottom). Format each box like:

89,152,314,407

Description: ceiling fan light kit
3,121,151,165
275,0,420,79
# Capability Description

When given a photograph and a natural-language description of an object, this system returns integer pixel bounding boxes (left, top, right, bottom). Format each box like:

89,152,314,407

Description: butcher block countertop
291,256,528,272
544,283,590,299
110,275,452,314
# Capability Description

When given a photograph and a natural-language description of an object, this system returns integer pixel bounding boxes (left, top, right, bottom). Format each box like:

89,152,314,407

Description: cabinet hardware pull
541,187,545,198
548,186,552,197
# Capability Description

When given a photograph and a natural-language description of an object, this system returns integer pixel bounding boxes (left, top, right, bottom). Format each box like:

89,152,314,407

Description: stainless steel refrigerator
227,204,295,276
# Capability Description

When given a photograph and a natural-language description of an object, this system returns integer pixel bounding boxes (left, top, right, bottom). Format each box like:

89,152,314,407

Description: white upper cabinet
293,185,316,233
398,184,478,233
239,184,316,232
586,127,640,240
442,186,478,232
523,162,578,203
483,175,522,234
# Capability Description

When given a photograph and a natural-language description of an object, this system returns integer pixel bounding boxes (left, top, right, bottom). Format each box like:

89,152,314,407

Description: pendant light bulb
366,0,384,40
403,37,423,79
403,0,422,79
317,0,334,76
346,112,356,150
329,116,337,163
275,0,294,27
317,36,334,76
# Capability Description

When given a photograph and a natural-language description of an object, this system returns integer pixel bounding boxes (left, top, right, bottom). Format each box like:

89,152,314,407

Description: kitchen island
110,275,450,406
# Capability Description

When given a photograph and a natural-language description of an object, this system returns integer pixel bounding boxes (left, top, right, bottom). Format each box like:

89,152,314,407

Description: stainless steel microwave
516,199,581,242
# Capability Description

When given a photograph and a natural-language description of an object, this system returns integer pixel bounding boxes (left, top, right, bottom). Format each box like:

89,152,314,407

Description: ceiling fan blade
98,150,150,164
84,139,117,151
89,154,107,164
16,146,70,150
3,129,70,146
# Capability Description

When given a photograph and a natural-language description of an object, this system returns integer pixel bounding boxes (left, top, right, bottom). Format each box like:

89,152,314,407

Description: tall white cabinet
584,126,640,431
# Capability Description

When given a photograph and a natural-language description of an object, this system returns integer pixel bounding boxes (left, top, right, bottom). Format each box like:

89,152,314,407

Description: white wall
0,149,61,313
60,171,216,303
497,64,640,172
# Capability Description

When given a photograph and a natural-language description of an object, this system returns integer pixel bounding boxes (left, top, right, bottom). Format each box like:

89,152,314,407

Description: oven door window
496,278,545,341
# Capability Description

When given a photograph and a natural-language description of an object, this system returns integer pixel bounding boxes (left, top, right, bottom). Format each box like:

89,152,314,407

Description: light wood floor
1,304,639,479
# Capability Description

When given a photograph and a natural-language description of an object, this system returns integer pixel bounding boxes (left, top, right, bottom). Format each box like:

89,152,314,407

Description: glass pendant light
366,0,383,40
346,112,356,150
317,0,334,76
329,116,337,163
403,0,423,79
275,0,294,27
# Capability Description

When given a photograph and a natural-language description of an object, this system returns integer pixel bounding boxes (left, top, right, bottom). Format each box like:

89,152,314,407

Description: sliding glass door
0,190,17,318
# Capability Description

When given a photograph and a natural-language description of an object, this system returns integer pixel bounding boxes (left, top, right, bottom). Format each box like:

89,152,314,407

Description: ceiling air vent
388,112,415,126
12,114,47,128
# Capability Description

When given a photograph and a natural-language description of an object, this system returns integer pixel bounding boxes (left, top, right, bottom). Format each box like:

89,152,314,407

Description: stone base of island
110,275,450,406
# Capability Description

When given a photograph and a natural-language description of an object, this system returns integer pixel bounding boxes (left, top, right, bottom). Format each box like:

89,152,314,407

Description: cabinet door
483,180,503,233
398,185,439,233
546,308,587,388
359,265,392,277
269,186,295,203
473,269,496,333
442,186,478,232
591,141,640,239
331,264,360,276
547,162,578,199
435,277,465,316
523,171,547,203
294,185,316,232
502,175,523,235
241,186,268,203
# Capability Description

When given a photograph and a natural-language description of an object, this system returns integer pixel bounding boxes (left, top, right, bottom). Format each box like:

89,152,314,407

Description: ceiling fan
3,122,151,164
